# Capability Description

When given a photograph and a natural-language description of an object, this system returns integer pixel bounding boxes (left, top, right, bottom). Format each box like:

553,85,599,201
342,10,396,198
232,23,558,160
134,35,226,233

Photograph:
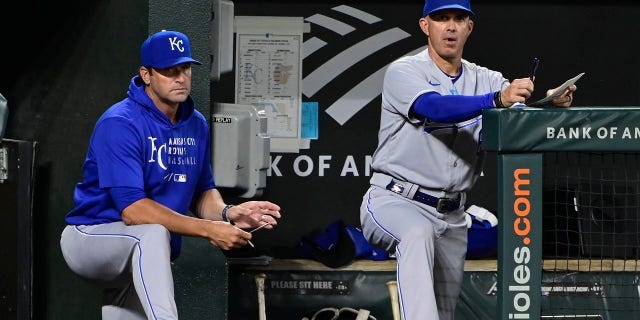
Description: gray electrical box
212,103,269,198
211,0,234,81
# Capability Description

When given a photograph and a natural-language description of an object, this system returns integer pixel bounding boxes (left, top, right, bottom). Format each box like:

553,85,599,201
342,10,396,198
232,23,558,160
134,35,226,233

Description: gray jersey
371,48,508,192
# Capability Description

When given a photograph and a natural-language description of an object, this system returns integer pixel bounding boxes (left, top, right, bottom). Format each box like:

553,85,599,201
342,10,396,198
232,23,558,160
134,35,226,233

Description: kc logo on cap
141,30,202,69
168,36,186,53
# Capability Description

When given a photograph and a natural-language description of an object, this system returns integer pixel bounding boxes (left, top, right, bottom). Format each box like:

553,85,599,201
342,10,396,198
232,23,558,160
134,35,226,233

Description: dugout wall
483,107,640,320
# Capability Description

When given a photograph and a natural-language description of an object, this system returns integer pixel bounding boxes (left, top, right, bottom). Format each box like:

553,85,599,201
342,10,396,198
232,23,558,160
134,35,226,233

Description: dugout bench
228,258,640,320
228,258,499,320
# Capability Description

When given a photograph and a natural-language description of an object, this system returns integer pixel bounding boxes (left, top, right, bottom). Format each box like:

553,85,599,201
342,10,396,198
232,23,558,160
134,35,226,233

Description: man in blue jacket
60,30,282,319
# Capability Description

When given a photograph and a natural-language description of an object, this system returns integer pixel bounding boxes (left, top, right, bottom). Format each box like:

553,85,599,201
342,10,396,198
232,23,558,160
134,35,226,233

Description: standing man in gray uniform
359,1,576,319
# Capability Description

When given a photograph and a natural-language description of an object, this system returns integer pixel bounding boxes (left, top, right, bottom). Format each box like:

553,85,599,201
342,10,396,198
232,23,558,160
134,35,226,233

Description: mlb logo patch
174,174,187,182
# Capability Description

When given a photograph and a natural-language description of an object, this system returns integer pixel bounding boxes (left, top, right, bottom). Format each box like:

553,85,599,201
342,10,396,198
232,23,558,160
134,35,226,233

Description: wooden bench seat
241,258,640,273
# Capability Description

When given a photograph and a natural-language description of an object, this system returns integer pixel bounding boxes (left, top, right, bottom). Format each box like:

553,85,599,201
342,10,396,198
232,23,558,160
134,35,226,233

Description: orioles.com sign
500,154,541,320
509,168,533,319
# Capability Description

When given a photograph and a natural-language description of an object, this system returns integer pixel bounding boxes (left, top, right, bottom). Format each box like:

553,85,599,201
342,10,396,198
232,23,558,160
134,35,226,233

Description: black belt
385,181,460,213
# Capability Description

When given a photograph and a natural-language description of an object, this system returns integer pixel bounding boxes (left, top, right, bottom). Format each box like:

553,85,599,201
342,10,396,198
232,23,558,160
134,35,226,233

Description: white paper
235,16,304,153
527,72,585,107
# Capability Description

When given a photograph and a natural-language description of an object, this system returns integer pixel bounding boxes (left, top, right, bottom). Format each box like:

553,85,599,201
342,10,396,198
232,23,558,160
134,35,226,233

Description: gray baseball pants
360,186,468,320
60,222,177,319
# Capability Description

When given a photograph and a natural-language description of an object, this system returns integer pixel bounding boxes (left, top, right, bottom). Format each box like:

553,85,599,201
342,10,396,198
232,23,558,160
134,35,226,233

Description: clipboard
527,72,585,107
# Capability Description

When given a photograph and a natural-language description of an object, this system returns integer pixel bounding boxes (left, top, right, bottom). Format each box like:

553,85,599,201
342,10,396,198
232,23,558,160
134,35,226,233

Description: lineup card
527,72,585,108
235,16,304,153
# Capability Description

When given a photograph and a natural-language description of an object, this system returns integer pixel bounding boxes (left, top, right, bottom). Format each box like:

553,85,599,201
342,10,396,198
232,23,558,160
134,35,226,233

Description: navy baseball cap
423,0,474,17
141,30,202,69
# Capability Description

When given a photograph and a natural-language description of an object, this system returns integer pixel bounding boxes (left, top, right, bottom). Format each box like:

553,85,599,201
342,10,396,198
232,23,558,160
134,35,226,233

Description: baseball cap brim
152,56,202,69
426,5,474,16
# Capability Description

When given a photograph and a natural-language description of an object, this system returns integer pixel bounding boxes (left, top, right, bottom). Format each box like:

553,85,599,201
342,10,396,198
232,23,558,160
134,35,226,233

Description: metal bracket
0,146,7,183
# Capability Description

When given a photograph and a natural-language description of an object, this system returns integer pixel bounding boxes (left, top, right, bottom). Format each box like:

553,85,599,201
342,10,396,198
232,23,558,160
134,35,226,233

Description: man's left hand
549,84,577,108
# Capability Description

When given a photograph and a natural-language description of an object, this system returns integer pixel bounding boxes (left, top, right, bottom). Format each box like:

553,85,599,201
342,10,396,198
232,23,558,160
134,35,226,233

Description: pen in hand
250,222,272,233
246,222,272,248
529,57,540,81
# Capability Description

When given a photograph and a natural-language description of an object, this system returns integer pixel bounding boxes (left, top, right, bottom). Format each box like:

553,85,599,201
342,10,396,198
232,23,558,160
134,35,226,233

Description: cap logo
168,37,185,53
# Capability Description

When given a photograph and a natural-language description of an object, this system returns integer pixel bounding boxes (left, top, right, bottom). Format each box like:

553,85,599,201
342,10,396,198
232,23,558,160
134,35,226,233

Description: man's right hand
206,220,253,250
501,78,534,107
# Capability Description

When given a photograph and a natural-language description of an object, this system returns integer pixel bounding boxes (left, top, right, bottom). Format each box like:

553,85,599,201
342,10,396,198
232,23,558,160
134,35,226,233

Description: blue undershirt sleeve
109,186,146,213
411,91,495,123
